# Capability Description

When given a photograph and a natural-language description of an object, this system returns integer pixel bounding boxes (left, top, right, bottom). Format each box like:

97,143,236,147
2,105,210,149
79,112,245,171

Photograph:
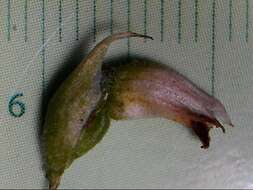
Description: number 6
8,93,25,118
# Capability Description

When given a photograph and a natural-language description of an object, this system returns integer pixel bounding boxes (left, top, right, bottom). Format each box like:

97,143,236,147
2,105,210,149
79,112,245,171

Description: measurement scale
0,0,253,188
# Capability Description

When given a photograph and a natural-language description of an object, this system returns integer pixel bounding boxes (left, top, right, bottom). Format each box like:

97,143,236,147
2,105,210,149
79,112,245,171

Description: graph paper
0,0,253,188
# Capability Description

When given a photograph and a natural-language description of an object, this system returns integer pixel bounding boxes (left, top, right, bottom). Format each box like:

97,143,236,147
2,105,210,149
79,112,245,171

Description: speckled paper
0,0,253,189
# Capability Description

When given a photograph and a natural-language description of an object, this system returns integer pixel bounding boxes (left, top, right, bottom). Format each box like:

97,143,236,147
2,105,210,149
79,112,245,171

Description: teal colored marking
7,0,11,41
177,0,181,44
41,0,46,101
229,0,232,42
59,0,62,42
144,0,147,42
24,0,28,42
9,93,25,118
127,0,130,57
160,0,164,42
194,0,199,42
211,0,216,95
76,0,79,40
110,0,113,35
246,0,249,42
93,0,96,43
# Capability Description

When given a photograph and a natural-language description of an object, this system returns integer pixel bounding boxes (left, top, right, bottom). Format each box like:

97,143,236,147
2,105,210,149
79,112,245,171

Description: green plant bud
42,32,152,190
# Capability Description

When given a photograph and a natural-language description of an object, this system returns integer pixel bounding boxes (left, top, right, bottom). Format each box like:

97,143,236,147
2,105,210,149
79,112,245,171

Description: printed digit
9,93,25,117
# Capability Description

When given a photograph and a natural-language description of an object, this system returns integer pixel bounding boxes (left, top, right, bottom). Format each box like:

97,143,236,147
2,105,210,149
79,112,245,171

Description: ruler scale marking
194,0,199,42
229,0,232,42
75,0,79,40
41,0,46,105
211,0,216,96
246,0,249,42
160,0,164,42
7,0,11,41
110,0,113,35
58,0,62,42
93,0,96,43
1,1,249,98
178,0,182,44
127,0,130,57
24,0,28,42
144,0,147,42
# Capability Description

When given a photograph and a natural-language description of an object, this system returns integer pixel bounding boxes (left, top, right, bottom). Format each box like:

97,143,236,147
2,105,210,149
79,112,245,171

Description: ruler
0,0,253,189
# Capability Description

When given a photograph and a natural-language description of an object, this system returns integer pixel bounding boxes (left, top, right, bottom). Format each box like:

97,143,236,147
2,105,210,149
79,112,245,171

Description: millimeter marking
24,0,28,42
194,0,199,42
246,0,249,42
7,0,11,41
58,0,62,42
177,0,182,44
211,0,216,95
41,0,46,103
127,0,130,57
144,0,147,42
110,0,113,35
229,0,232,42
160,0,164,42
75,0,79,40
93,0,96,43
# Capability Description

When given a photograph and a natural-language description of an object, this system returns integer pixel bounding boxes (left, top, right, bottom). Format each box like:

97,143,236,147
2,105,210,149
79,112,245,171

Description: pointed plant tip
131,32,154,40
144,35,154,40
49,182,59,190
48,175,61,190
109,32,153,42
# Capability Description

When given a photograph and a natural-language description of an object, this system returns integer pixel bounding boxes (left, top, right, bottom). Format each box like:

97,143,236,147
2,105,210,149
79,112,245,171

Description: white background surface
0,0,253,189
